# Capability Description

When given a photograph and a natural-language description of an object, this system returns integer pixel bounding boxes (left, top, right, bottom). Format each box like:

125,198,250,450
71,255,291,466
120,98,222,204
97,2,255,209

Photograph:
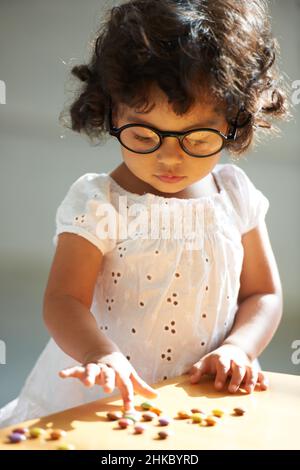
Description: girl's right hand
59,351,158,412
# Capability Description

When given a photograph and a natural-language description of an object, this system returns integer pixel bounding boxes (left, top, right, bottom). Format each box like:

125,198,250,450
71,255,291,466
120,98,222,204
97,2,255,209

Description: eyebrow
125,114,221,131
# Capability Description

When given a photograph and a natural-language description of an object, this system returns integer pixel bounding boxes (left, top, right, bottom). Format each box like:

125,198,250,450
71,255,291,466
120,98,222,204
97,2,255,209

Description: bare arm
189,220,283,393
43,232,119,363
223,219,283,360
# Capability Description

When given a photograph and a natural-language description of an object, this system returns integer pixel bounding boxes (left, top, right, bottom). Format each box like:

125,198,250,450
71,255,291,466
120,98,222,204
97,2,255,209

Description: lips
155,175,186,183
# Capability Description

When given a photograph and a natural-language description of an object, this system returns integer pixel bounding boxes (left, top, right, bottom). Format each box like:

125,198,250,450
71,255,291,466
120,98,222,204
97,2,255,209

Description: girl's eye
189,140,208,145
133,133,153,141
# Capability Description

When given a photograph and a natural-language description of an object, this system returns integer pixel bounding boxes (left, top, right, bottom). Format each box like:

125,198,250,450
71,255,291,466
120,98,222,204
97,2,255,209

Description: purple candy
9,432,26,443
158,416,171,426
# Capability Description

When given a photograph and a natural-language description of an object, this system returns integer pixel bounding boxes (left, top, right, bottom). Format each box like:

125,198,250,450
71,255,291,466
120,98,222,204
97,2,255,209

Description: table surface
1,370,300,450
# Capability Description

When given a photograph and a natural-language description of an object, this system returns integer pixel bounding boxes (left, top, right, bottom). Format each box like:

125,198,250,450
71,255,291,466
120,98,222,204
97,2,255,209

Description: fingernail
229,385,237,393
216,382,223,389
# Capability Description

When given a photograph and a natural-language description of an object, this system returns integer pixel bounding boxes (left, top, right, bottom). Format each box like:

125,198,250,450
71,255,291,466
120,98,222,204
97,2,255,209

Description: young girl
0,0,290,427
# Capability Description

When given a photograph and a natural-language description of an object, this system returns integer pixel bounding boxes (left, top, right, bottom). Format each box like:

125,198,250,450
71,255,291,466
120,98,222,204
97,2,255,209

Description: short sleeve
223,164,270,235
52,173,118,255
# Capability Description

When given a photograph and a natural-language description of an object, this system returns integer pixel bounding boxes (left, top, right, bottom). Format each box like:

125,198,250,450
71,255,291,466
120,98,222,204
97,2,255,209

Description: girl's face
113,84,228,197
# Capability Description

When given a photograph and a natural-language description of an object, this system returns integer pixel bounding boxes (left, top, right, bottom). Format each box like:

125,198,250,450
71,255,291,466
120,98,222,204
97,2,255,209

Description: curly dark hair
59,0,291,158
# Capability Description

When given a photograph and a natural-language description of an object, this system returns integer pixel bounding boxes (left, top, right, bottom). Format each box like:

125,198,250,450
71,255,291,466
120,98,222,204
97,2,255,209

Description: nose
156,136,185,164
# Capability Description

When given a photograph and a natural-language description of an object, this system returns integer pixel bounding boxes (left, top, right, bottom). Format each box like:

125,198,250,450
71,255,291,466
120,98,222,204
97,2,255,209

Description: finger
214,357,231,390
244,366,258,394
189,360,207,384
83,363,102,387
59,366,86,379
257,371,269,391
116,373,135,412
100,365,116,393
130,369,159,398
228,362,246,393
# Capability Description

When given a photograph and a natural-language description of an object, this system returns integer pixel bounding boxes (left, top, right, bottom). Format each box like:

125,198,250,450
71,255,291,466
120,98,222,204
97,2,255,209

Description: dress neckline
106,165,225,204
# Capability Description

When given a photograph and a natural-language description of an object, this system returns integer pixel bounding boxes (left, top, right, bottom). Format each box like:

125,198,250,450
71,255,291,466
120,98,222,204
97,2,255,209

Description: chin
151,179,188,194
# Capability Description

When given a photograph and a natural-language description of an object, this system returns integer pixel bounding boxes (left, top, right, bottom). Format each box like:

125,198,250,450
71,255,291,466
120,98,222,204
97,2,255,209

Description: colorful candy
205,415,218,426
57,443,76,450
149,407,162,416
8,432,26,443
142,411,157,422
233,407,246,416
158,416,171,426
140,401,154,410
212,409,224,418
29,427,45,438
177,410,190,419
190,408,205,414
134,423,147,434
50,429,67,440
118,418,133,429
106,411,123,421
191,413,203,424
158,430,173,439
123,411,141,423
12,427,28,435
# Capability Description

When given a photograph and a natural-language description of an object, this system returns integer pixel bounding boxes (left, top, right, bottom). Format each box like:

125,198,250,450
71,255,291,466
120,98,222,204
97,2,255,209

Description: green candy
140,401,153,411
123,412,141,423
57,443,76,450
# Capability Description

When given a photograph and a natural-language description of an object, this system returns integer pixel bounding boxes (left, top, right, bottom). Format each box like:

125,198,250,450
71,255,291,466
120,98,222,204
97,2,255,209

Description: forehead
116,83,227,129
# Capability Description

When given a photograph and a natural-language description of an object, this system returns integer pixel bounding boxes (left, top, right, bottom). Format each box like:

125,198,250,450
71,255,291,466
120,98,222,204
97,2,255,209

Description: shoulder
214,163,270,235
67,172,110,197
57,172,112,209
214,163,251,189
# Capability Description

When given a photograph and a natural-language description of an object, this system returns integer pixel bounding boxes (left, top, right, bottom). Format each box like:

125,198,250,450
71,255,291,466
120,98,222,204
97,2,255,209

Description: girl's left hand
188,343,269,394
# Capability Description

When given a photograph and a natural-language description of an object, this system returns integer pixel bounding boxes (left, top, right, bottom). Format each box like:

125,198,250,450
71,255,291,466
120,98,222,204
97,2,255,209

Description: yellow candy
212,409,224,418
57,443,76,450
191,413,203,423
29,427,45,438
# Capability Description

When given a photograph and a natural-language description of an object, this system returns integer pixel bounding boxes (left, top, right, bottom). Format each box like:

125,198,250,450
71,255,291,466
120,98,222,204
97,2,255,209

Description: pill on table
134,423,147,434
57,443,76,450
142,411,157,422
118,418,133,429
123,411,142,423
149,407,162,416
106,411,123,421
177,410,190,419
29,427,45,438
8,432,26,443
190,408,205,414
50,429,67,440
212,409,224,418
158,416,171,426
12,427,28,435
191,413,203,423
158,430,173,439
140,401,154,410
205,415,218,426
233,407,246,416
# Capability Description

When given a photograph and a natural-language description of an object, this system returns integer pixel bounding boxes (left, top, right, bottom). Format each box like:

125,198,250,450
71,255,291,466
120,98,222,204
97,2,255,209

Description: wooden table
1,371,299,450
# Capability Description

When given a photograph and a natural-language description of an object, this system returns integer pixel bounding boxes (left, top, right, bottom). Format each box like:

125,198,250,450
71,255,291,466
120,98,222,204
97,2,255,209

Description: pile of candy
6,426,75,450
106,401,247,439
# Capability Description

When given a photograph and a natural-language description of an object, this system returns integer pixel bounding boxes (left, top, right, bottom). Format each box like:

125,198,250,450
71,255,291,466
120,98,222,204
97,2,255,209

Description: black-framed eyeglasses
108,97,251,158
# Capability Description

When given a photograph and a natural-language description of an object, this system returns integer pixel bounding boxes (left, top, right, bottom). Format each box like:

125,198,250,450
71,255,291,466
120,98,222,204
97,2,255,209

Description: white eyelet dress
0,163,270,427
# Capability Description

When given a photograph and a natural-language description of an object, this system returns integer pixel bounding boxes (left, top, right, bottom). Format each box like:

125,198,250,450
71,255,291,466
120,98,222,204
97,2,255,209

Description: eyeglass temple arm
227,106,252,140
